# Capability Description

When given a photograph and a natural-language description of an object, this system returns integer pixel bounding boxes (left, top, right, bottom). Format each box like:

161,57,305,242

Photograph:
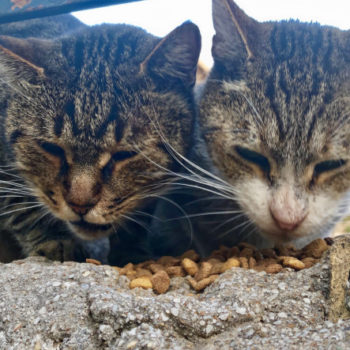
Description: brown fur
0,17,200,262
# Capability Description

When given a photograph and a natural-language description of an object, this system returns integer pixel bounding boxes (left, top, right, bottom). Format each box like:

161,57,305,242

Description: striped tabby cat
151,0,350,258
193,0,350,255
0,17,200,262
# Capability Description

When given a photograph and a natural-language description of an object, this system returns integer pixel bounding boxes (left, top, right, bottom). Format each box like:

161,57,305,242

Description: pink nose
270,209,307,231
67,202,95,216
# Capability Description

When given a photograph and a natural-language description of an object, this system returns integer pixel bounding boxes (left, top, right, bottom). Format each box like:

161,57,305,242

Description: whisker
217,218,255,240
0,204,44,217
120,213,152,234
212,212,248,232
164,210,244,222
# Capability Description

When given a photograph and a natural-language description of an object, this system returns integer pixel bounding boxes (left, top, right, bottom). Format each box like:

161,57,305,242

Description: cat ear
212,0,258,62
0,36,52,80
140,21,201,88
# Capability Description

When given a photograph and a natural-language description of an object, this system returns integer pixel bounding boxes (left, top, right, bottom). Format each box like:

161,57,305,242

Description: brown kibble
166,266,185,277
120,237,326,294
188,275,219,291
218,245,231,259
265,263,283,274
239,257,249,269
253,250,264,262
188,277,198,290
126,270,137,280
136,260,156,269
301,257,319,268
123,262,134,270
151,270,170,294
85,258,102,265
229,246,240,257
248,256,257,268
209,262,224,275
196,274,219,291
302,238,329,259
261,248,278,259
135,268,153,278
257,258,278,267
276,246,292,257
205,258,222,265
208,253,226,262
180,249,200,262
240,247,254,258
181,258,199,276
281,257,305,270
149,263,165,274
129,277,153,289
238,242,257,250
157,256,180,267
221,257,240,272
195,261,213,281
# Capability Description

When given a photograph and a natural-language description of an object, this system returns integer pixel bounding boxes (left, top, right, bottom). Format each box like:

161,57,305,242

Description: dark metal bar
0,0,144,24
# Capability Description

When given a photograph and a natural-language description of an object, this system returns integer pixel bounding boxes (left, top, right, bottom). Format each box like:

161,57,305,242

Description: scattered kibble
85,258,102,265
129,277,152,290
151,270,170,294
181,258,199,276
113,238,331,294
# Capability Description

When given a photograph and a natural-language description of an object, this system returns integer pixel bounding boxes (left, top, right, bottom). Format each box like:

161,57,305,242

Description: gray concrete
0,237,350,349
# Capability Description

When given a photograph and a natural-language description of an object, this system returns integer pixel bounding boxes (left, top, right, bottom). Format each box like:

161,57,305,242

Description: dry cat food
87,238,332,294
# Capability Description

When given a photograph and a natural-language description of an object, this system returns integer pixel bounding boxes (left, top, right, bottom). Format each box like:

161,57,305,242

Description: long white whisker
0,204,44,217
120,213,152,234
145,193,193,244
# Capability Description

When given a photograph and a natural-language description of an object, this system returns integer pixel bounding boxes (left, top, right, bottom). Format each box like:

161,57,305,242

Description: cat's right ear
140,21,201,88
212,0,258,63
0,36,53,82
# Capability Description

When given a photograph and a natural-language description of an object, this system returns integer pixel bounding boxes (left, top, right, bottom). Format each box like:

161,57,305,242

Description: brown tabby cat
151,0,350,258
0,16,201,263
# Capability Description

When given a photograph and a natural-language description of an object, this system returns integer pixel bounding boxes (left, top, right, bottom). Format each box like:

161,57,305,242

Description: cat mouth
70,220,113,239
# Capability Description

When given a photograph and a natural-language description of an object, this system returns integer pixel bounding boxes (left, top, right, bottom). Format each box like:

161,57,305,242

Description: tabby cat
151,0,350,258
0,16,201,263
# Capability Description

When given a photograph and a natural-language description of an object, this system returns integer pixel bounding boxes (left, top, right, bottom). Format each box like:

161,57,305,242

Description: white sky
73,0,350,67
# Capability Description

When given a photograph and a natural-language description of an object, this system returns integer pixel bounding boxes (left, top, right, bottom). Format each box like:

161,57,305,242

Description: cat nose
67,202,95,216
270,207,307,231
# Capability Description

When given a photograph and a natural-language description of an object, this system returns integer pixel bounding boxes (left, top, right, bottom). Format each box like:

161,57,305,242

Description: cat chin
68,222,114,241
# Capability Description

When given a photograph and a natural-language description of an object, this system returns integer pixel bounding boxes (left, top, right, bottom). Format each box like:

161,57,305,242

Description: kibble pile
86,238,332,294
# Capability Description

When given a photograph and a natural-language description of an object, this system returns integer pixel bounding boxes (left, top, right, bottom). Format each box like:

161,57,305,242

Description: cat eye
235,146,271,176
102,151,137,179
40,142,65,159
313,159,346,178
112,151,137,162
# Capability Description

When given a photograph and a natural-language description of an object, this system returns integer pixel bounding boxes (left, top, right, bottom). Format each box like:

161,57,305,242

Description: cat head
200,0,350,244
0,21,201,240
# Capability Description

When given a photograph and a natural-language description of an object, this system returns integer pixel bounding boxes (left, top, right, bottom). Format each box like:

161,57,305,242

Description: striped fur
192,0,350,255
0,16,200,262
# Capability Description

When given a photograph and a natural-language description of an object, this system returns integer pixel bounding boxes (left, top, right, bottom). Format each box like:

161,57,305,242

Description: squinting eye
112,151,137,162
40,142,65,159
313,159,346,178
235,146,270,175
103,151,137,179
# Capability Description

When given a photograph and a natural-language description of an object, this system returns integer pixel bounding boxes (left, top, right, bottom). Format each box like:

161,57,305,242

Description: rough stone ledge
0,236,350,349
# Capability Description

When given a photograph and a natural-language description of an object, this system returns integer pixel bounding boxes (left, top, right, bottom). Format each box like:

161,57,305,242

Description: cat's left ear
140,21,201,88
0,36,57,81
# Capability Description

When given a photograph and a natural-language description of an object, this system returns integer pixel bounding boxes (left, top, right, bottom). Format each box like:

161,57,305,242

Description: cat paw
31,240,87,262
